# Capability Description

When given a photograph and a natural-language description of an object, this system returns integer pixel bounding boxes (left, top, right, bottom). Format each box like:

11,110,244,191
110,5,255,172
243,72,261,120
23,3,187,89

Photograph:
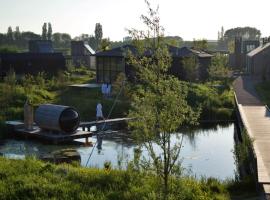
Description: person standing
96,102,104,121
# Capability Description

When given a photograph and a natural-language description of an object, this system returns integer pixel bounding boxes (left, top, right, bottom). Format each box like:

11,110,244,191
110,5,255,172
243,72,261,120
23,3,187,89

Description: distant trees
42,22,53,40
217,26,226,50
95,23,103,50
193,39,208,50
224,27,261,41
47,23,52,40
164,36,183,47
42,23,47,40
217,26,261,51
7,27,13,41
52,33,71,49
14,26,21,41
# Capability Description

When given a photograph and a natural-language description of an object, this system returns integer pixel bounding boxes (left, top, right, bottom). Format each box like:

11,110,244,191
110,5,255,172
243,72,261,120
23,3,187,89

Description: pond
0,123,237,180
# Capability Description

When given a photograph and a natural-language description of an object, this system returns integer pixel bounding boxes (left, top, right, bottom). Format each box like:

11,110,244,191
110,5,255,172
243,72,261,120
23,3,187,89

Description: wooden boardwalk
234,76,270,197
79,118,132,131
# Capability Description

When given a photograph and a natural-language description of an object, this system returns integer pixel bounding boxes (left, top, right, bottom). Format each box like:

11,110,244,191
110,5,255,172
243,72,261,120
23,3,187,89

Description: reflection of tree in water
179,122,233,149
98,123,233,150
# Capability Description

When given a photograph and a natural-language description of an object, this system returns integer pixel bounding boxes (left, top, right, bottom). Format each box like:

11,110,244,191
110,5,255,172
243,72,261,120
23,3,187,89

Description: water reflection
0,123,236,180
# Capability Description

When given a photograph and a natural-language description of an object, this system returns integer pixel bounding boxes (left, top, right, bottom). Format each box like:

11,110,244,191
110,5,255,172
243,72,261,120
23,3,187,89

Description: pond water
0,123,237,180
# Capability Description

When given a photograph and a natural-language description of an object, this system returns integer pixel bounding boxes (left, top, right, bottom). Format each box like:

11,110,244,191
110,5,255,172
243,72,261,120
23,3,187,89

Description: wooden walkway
234,76,270,197
69,83,100,89
79,118,132,131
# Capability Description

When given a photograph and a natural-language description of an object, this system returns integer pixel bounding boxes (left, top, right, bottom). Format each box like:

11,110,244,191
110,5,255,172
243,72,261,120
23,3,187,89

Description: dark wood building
229,37,260,69
246,42,270,78
95,45,213,83
71,41,95,69
0,53,66,76
0,40,66,76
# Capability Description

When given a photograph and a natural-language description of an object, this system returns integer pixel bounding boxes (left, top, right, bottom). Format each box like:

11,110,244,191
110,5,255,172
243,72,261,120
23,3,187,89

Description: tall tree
7,26,13,41
14,26,21,40
95,23,103,50
128,1,198,199
42,23,47,40
47,23,52,40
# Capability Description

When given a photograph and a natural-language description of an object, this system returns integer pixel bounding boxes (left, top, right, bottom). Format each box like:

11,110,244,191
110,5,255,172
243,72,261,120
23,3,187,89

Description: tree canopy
224,26,261,41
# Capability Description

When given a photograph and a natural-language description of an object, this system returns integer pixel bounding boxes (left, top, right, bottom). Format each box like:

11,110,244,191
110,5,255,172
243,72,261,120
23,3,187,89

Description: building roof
95,45,213,58
95,45,136,57
247,43,270,57
84,44,95,54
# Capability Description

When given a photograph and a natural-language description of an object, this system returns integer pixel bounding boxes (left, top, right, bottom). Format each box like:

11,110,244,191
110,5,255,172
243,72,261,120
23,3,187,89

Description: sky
0,0,270,41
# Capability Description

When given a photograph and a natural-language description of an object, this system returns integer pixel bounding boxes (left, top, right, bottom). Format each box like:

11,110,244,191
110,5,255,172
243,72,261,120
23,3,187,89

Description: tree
128,1,198,199
100,38,111,51
42,23,47,40
182,55,198,82
95,23,103,50
224,27,261,41
47,23,52,40
14,26,21,41
208,54,229,80
217,26,226,50
7,26,13,41
193,39,208,50
52,33,71,48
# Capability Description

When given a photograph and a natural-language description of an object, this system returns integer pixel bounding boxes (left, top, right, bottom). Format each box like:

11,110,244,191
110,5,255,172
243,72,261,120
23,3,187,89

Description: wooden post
85,137,89,144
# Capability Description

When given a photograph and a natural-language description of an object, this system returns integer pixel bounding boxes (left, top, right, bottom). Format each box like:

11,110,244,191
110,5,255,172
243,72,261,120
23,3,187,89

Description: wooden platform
69,83,101,89
6,121,92,144
234,76,270,196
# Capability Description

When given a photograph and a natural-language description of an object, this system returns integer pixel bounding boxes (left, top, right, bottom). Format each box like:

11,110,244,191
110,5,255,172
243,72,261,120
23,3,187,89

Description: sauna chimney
24,99,34,131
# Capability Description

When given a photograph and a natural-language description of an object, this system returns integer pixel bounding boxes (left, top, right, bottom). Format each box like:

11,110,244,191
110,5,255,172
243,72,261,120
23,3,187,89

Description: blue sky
0,0,269,41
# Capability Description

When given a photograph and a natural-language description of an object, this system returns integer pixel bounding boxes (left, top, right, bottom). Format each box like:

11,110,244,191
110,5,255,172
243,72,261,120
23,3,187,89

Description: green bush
0,157,240,200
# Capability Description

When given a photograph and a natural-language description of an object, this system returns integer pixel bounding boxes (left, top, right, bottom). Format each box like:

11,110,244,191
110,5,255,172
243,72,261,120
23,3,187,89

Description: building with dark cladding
95,44,213,83
0,40,66,76
246,42,270,78
71,41,95,69
29,40,54,53
229,37,260,69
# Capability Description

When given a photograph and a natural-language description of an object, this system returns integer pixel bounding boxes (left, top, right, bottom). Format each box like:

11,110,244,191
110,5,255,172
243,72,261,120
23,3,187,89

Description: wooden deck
69,83,101,89
6,121,92,144
234,76,270,197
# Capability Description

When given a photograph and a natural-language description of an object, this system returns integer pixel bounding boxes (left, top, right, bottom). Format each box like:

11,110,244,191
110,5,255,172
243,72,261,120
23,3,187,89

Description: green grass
55,87,129,121
256,81,270,106
185,81,235,121
0,157,259,200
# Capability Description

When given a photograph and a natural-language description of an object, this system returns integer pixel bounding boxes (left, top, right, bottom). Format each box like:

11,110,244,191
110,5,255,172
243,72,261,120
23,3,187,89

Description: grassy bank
185,80,235,121
0,157,258,200
0,68,234,137
256,81,270,106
